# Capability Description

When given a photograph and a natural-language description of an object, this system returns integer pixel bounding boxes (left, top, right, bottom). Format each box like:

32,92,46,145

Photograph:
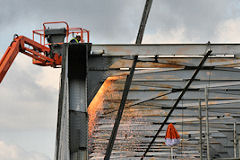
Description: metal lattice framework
55,0,240,159
87,44,240,159
55,43,240,160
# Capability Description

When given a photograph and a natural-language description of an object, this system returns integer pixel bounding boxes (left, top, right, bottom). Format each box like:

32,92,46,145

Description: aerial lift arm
0,35,61,83
0,21,90,84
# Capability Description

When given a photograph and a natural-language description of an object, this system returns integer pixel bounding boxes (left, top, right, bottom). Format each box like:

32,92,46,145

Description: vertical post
171,147,173,160
234,122,237,158
68,44,90,160
238,135,240,158
205,86,210,160
199,100,203,160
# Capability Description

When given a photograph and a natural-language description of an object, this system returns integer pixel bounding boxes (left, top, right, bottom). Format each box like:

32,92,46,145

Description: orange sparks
88,76,121,137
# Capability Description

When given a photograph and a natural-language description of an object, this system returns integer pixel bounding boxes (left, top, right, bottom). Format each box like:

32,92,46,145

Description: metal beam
234,122,237,158
135,0,153,44
68,44,90,160
199,100,203,160
141,49,212,159
55,44,91,160
104,0,153,159
91,44,240,56
238,135,240,158
205,86,210,160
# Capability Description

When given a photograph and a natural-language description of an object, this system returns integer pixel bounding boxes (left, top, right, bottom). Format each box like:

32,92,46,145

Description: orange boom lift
0,21,89,83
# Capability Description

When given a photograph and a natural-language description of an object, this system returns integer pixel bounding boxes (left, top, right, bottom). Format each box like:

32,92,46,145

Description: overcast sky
1,0,240,159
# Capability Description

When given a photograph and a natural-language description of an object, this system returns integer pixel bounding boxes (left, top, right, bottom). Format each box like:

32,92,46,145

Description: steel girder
88,43,240,159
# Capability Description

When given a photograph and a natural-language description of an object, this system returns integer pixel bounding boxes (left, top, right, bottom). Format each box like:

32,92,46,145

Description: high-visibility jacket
70,38,79,43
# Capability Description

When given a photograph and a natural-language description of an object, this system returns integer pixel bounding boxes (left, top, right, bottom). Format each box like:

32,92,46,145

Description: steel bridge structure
55,42,240,160
54,0,240,160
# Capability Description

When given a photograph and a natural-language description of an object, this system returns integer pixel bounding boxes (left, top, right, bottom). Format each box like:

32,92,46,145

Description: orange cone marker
165,123,180,146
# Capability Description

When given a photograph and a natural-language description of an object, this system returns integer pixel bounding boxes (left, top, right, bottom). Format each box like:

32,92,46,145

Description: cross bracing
87,44,240,159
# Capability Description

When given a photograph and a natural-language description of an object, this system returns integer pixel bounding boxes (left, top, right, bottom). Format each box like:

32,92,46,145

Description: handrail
32,21,90,45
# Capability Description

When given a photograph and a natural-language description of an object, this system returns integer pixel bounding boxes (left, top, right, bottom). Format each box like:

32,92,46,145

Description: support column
205,86,210,160
234,122,237,158
171,147,173,160
199,100,203,160
238,135,240,158
68,44,91,160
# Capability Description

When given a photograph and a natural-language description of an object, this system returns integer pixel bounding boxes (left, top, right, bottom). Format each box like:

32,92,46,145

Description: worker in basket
70,33,81,43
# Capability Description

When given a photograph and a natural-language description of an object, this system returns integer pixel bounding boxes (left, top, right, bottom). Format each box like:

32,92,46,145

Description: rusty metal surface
87,45,240,159
92,43,240,56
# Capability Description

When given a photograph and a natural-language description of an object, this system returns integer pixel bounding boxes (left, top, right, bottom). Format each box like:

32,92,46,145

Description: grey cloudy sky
0,0,240,159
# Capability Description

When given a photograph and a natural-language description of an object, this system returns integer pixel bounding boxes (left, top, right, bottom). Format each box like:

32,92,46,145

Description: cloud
0,54,58,130
146,0,239,42
1,0,240,159
0,140,50,160
0,0,147,44
215,18,240,42
142,26,188,43
36,68,61,90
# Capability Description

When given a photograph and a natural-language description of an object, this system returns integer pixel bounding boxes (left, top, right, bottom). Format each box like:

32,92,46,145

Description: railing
32,21,90,46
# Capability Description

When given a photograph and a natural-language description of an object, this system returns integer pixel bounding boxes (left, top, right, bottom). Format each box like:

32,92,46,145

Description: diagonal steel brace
141,48,212,160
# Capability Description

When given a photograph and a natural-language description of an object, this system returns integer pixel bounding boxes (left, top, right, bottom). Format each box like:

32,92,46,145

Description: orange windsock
165,123,180,146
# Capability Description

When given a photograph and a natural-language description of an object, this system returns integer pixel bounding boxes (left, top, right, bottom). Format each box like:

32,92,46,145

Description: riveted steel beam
92,43,240,56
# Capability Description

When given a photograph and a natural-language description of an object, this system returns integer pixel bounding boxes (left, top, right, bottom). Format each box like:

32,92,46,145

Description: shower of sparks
88,76,121,137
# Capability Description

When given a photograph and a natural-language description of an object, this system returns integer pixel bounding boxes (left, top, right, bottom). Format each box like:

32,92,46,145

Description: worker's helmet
76,33,81,37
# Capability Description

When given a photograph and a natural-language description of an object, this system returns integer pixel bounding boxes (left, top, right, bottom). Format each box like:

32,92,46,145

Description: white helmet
76,33,81,37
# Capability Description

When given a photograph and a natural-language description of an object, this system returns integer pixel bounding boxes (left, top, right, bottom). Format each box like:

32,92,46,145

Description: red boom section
0,35,61,83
